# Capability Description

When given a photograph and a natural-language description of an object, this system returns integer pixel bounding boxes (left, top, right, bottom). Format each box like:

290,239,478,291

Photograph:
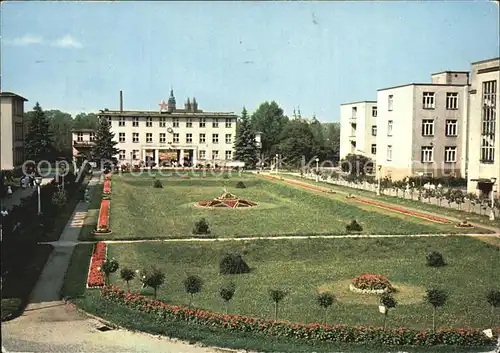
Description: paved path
1,177,52,211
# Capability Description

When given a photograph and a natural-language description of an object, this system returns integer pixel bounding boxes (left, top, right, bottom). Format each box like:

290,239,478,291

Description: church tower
167,88,176,112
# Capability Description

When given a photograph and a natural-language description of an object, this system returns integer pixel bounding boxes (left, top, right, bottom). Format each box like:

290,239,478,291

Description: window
119,117,125,126
146,133,152,143
90,132,95,141
159,133,166,143
421,119,434,136
119,150,126,160
173,133,179,143
225,150,232,160
387,145,392,161
446,92,458,110
212,150,219,160
133,117,139,127
145,117,152,127
186,118,193,128
199,118,206,128
106,116,112,125
213,118,219,128
186,133,192,143
173,118,179,128
372,107,377,117
481,80,497,163
119,132,126,142
132,150,139,160
77,132,83,142
387,120,393,136
199,150,206,159
14,123,23,141
445,120,458,136
371,125,377,136
351,107,357,118
159,117,166,127
371,144,377,155
199,133,206,143
225,118,232,128
133,133,139,143
421,146,433,163
422,92,435,109
444,146,457,163
388,95,394,111
212,133,219,144
225,134,232,144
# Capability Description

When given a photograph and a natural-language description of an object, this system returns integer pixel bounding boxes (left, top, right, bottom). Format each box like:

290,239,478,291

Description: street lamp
35,176,43,215
315,157,319,182
59,163,66,191
275,154,279,175
377,165,382,196
490,177,497,221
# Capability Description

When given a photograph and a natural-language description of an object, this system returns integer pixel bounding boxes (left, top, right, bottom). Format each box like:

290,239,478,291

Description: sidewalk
1,178,53,211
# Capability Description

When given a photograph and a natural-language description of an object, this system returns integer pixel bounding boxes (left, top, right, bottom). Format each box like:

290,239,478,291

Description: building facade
93,90,238,167
375,72,469,181
0,92,27,170
339,101,377,160
72,128,95,159
466,58,500,195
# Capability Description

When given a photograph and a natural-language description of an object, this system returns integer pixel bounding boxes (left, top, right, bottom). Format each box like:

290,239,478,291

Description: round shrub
219,253,250,275
426,251,446,267
346,220,363,232
153,179,163,188
193,218,210,235
235,181,247,189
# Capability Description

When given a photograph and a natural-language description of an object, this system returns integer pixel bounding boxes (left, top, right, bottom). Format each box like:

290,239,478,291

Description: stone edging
349,284,389,295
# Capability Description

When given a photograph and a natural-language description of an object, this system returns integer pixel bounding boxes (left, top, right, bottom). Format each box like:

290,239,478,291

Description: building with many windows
0,92,27,170
375,72,469,180
466,57,499,195
92,90,237,167
339,101,377,160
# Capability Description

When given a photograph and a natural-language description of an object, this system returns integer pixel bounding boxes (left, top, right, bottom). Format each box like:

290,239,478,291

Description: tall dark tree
91,117,119,168
278,119,315,168
24,102,55,163
73,112,99,130
250,101,289,158
234,107,258,168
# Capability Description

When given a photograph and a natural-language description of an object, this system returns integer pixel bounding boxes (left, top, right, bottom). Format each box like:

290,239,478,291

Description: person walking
6,185,13,199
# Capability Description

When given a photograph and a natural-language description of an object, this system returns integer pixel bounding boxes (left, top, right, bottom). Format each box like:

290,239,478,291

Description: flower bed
86,242,107,288
100,285,497,347
95,200,111,234
103,180,111,194
350,274,394,294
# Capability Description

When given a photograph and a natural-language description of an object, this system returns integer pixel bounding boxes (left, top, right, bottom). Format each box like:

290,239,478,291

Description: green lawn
91,173,479,240
104,237,500,330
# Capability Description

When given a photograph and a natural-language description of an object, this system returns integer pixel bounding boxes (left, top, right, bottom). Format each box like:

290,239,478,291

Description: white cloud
4,34,45,46
51,35,83,49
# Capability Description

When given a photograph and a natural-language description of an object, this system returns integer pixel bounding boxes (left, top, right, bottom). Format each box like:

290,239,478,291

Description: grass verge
60,243,94,299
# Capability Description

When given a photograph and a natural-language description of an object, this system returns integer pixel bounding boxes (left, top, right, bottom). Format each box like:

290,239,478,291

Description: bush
219,253,250,275
316,292,336,324
183,275,204,305
193,218,210,235
153,179,163,188
120,268,136,291
426,251,446,267
140,266,165,299
346,220,363,232
235,181,246,189
51,189,68,207
101,258,119,285
219,282,236,314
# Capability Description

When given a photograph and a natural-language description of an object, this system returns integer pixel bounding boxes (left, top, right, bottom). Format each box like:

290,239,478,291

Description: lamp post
377,165,382,196
490,177,497,221
35,176,42,215
275,154,279,175
315,157,319,182
59,163,66,191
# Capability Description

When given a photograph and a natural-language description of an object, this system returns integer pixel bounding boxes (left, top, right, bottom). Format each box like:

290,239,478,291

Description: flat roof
98,109,237,117
471,57,500,65
430,71,469,76
340,100,376,106
72,128,95,133
0,92,28,101
377,83,470,92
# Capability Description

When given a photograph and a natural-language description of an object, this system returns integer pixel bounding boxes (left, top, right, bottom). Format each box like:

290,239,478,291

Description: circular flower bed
455,220,474,228
350,274,394,294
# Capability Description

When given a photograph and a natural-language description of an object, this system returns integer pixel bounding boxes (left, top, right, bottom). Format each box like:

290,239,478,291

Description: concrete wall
1,96,25,170
339,102,376,160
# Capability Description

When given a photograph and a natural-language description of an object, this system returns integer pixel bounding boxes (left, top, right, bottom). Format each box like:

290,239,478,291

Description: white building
339,101,377,160
92,90,237,167
466,57,500,196
0,92,27,170
375,72,469,181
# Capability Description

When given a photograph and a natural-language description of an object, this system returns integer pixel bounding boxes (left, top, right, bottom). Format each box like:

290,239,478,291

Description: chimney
119,90,123,112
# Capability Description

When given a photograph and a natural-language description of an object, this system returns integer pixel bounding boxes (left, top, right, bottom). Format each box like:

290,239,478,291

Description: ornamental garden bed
94,200,111,235
86,242,107,288
350,274,394,294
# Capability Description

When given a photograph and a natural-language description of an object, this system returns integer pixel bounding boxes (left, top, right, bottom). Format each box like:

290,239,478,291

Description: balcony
73,140,95,148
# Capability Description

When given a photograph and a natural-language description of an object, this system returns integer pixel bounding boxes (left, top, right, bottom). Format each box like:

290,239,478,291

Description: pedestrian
1,207,8,217
6,185,13,199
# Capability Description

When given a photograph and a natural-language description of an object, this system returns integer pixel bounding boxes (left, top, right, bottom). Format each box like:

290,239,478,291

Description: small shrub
316,292,336,324
426,251,446,267
346,220,363,232
101,258,119,285
486,289,500,324
153,179,163,188
425,287,448,332
193,218,210,235
183,275,204,305
219,253,250,275
380,293,398,330
269,288,288,320
219,282,236,313
52,189,68,207
223,174,230,179
140,266,165,299
235,181,246,189
120,268,136,291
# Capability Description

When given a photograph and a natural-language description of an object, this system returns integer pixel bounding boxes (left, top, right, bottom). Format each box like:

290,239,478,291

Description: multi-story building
72,128,96,159
95,90,237,167
375,72,469,181
0,92,28,170
466,57,500,196
339,101,378,160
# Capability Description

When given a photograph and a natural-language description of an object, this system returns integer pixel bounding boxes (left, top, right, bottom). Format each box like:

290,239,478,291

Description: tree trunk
383,311,388,330
432,307,436,333
189,293,193,306
274,302,278,321
154,288,157,299
126,281,130,292
225,302,228,315
324,308,328,325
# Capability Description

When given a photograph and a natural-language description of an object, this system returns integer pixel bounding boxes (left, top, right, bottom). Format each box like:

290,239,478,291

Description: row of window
119,149,232,160
383,145,457,163
480,80,497,163
351,106,378,119
387,92,459,111
118,132,232,144
372,119,459,137
107,116,234,128
76,132,95,142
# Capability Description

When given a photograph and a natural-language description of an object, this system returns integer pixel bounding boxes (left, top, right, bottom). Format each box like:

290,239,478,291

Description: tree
340,153,373,177
73,112,99,130
486,289,500,325
268,288,287,321
278,119,315,168
101,258,119,285
183,275,203,306
219,282,236,314
233,107,258,169
120,268,136,291
91,117,119,169
380,293,397,330
322,122,340,162
425,288,448,332
46,110,74,159
140,266,165,299
316,292,335,324
24,102,55,163
250,101,289,158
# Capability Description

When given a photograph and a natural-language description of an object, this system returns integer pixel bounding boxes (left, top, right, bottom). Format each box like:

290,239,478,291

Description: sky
1,1,499,122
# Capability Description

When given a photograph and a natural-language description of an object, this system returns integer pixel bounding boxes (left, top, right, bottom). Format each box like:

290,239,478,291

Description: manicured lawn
95,173,477,240
104,237,500,330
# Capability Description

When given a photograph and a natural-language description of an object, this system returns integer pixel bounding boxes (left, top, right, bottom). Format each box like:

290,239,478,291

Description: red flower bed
87,242,107,288
100,285,497,347
352,274,394,292
103,180,111,194
105,174,111,181
95,200,111,233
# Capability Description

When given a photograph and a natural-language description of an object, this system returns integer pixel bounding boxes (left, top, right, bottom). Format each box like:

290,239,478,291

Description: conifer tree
91,117,119,169
24,102,55,163
234,107,258,169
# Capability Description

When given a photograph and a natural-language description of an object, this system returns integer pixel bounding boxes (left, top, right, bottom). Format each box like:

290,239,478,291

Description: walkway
1,177,52,211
